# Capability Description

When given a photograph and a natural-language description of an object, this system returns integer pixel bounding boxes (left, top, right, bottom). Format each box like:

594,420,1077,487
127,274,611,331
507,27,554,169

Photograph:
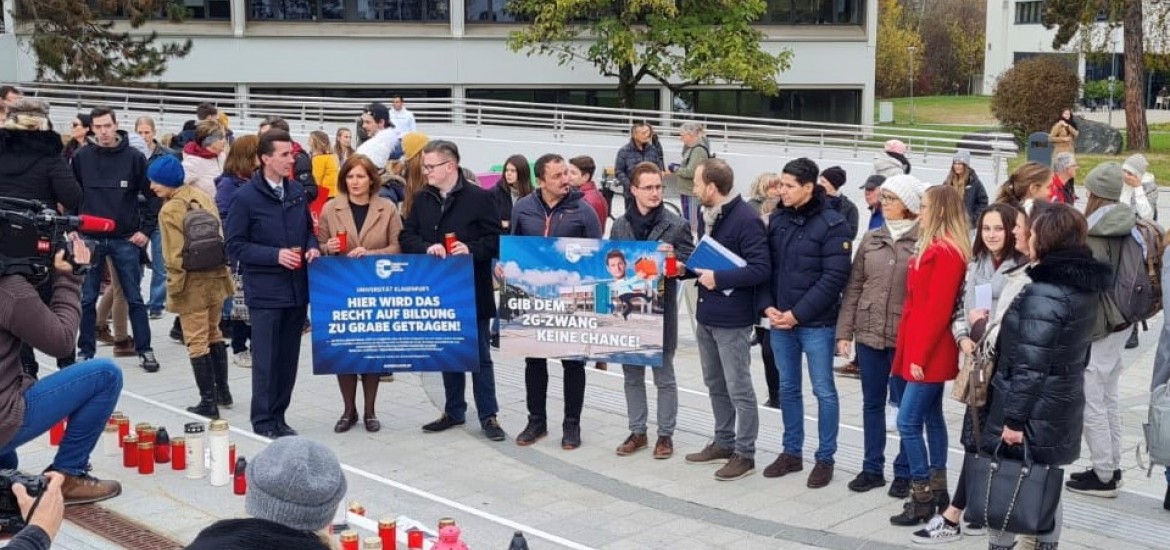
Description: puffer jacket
760,186,852,328
1085,202,1137,339
957,172,989,227
0,128,82,211
981,247,1110,465
959,262,1032,451
614,138,665,194
836,223,919,350
673,139,710,197
181,142,223,199
873,153,909,178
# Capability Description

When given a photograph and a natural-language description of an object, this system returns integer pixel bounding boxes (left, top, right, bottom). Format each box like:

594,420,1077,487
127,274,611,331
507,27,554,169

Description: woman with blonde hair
747,172,782,407
308,130,339,224
319,155,403,432
396,132,429,218
889,184,971,526
994,161,1052,207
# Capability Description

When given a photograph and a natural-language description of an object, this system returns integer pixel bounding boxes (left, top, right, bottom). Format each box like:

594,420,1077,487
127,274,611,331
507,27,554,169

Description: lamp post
908,46,918,125
1107,34,1119,127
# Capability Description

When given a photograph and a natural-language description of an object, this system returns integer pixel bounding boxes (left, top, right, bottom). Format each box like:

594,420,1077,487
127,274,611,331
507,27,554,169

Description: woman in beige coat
1048,108,1079,157
149,155,234,419
318,154,403,433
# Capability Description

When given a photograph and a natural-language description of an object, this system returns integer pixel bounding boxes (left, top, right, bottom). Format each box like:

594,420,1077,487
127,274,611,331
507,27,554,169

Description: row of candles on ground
49,413,249,494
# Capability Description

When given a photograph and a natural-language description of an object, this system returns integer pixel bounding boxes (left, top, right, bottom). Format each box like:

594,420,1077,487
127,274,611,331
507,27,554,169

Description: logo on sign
374,259,407,279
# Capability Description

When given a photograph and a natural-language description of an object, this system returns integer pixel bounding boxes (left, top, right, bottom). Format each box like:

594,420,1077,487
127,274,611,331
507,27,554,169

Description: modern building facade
0,0,877,125
982,0,1166,101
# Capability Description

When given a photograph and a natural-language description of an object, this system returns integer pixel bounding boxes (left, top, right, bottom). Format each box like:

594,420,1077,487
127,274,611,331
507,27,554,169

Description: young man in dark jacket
683,158,771,481
259,117,318,202
511,153,602,450
225,130,321,438
611,162,694,460
760,157,853,489
400,140,506,442
72,106,161,373
819,165,859,240
614,122,665,211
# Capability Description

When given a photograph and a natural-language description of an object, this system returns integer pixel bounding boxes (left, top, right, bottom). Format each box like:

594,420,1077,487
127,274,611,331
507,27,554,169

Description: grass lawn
874,96,997,126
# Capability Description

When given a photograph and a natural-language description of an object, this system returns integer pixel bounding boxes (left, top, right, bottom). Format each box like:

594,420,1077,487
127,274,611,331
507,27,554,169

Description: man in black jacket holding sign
400,140,506,442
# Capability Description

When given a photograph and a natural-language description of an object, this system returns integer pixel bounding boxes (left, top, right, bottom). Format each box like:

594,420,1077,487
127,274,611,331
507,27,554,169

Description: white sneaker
233,350,252,368
911,515,962,544
886,405,899,433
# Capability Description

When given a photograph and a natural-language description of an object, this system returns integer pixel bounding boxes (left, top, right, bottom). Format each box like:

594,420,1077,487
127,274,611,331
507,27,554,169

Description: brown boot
58,471,123,505
929,469,951,514
95,325,115,346
889,480,935,526
112,337,135,357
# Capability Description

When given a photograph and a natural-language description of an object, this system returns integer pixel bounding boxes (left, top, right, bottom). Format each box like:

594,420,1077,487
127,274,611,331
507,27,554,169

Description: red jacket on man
893,240,966,383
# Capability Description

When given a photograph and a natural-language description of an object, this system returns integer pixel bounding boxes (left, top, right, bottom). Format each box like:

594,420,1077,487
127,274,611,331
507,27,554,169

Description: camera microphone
76,215,116,233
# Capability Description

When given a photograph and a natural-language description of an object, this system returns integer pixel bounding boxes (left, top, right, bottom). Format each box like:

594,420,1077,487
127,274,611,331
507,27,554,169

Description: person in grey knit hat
1121,153,1158,221
187,437,347,549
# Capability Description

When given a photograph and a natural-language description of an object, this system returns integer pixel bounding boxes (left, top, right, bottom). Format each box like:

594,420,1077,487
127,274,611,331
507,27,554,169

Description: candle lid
172,437,186,445
185,422,206,434
103,424,117,432
362,537,383,549
340,530,359,542
378,517,397,528
123,434,138,443
209,419,229,431
137,441,154,449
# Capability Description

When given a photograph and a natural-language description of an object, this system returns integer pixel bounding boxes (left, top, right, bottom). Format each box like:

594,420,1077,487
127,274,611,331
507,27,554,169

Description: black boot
890,480,935,526
170,317,185,344
1126,325,1139,349
562,418,581,450
929,469,951,514
1163,483,1169,511
187,354,219,418
210,342,232,409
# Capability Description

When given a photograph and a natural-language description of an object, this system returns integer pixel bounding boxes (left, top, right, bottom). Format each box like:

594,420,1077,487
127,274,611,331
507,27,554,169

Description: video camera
0,197,112,285
0,470,46,534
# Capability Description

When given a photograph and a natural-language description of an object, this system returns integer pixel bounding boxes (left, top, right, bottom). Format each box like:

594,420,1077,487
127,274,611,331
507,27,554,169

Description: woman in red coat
890,185,971,526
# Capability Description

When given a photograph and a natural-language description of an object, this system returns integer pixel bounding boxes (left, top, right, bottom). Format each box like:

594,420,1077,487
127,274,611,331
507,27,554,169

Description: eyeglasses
879,193,900,203
636,185,664,192
422,160,452,173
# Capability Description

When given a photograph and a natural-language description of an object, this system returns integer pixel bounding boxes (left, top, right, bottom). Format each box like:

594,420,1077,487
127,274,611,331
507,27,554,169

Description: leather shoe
364,416,381,432
334,414,358,433
653,436,674,459
275,423,298,437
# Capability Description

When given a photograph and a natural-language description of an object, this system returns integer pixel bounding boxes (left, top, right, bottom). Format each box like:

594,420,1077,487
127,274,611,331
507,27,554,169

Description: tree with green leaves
875,0,924,98
1043,0,1160,151
12,0,193,84
505,0,791,108
991,56,1081,144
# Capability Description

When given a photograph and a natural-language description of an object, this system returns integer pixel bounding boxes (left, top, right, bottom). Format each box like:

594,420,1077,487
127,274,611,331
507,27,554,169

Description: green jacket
1086,203,1136,340
674,139,711,196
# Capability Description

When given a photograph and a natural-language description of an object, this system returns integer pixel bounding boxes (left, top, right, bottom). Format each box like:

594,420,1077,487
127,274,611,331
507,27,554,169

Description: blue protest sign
499,236,665,367
309,255,479,374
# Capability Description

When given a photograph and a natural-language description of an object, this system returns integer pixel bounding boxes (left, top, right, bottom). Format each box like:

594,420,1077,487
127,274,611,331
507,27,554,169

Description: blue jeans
889,375,905,407
855,344,909,478
772,326,839,463
79,238,152,356
898,381,948,480
148,230,166,314
0,359,123,475
443,318,499,426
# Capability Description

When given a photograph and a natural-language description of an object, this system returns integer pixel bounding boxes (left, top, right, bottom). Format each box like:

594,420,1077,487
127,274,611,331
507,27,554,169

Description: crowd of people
1,84,1169,549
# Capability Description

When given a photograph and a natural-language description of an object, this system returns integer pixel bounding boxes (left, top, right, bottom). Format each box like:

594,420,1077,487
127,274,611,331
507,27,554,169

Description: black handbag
964,439,1064,535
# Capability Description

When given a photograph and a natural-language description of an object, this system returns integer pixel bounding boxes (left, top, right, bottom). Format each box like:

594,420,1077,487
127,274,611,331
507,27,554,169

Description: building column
3,0,15,35
230,0,245,37
451,84,465,125
450,0,464,37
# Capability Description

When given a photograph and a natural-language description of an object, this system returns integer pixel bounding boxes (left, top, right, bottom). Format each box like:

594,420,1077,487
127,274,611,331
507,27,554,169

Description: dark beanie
821,166,847,190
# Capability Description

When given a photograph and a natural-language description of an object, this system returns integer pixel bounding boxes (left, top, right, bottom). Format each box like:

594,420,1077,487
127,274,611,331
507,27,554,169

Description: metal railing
19,81,1017,165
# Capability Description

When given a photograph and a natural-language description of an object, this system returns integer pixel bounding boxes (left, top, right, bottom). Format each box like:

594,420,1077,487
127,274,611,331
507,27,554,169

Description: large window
466,88,660,111
85,0,231,20
1014,1,1045,24
466,0,527,22
249,0,449,21
761,0,863,25
676,88,862,125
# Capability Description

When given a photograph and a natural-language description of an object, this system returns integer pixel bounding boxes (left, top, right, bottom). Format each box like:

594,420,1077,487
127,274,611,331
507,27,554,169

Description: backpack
1108,218,1164,325
1139,383,1170,474
181,201,227,271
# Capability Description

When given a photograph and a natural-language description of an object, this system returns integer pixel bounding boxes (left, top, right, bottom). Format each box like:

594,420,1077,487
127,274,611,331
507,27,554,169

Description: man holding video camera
0,227,123,512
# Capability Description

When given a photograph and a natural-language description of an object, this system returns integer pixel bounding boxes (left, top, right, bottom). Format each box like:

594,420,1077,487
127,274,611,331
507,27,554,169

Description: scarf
886,219,916,242
626,203,664,241
701,195,733,236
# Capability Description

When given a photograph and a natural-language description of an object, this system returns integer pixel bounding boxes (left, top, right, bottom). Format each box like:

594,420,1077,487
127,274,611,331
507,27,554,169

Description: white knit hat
881,174,926,215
